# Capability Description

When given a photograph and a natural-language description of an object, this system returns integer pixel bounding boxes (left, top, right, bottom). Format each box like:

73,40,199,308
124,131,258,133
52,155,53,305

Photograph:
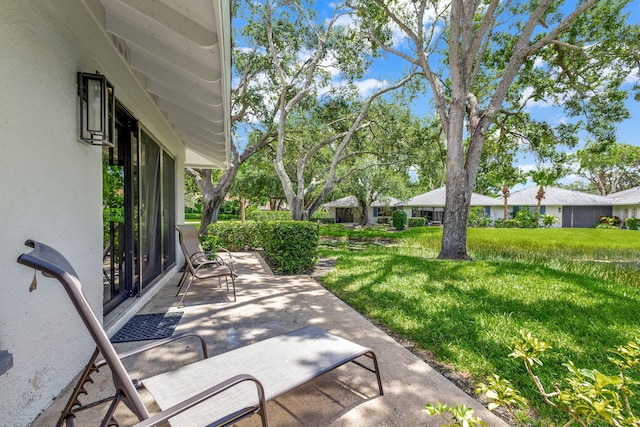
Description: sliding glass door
103,105,176,314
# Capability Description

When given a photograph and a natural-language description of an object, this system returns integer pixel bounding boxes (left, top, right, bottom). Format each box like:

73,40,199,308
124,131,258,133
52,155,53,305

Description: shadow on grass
318,246,640,421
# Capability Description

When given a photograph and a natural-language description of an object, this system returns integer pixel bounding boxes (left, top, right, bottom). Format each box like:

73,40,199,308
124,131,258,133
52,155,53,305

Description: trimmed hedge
206,220,319,275
408,217,426,227
261,221,319,275
246,210,291,221
206,221,261,251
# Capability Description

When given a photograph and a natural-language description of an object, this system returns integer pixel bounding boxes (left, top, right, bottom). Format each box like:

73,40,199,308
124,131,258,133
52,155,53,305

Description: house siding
0,3,102,425
0,2,188,425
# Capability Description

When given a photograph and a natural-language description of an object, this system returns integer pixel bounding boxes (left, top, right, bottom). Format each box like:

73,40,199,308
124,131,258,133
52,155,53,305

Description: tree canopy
352,0,640,259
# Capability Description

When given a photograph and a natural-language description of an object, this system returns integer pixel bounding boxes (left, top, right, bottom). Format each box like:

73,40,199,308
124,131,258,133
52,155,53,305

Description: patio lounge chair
175,224,237,307
17,240,383,427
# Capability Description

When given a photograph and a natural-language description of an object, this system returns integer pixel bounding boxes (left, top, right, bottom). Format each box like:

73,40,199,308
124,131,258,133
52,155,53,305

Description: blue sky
235,1,640,186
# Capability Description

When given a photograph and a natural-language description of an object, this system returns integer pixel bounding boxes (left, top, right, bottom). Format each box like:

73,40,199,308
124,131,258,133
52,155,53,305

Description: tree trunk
240,197,246,222
189,165,239,236
502,184,510,220
362,203,370,225
439,177,473,260
289,196,309,221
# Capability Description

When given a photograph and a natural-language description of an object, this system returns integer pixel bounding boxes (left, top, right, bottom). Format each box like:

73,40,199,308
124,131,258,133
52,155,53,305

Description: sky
234,0,640,188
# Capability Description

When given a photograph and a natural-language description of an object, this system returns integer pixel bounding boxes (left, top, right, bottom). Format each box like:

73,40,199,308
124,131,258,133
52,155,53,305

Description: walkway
32,252,510,426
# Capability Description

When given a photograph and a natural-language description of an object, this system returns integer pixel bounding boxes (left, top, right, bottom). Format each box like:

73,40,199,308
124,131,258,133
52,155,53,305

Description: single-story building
397,186,503,224
505,186,613,228
607,186,640,223
0,1,231,425
321,195,400,224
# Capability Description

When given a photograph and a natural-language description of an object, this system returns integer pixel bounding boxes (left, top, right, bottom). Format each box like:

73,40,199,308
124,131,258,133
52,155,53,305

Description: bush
493,219,518,228
377,217,391,225
185,212,202,220
206,220,320,274
408,217,426,227
540,214,559,227
468,207,492,228
260,221,319,274
310,211,335,224
513,210,537,228
598,215,621,227
392,210,408,230
220,200,240,215
625,217,639,230
207,221,262,251
246,209,291,221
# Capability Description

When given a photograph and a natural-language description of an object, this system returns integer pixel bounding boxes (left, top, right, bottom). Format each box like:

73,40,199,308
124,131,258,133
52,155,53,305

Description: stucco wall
0,2,103,425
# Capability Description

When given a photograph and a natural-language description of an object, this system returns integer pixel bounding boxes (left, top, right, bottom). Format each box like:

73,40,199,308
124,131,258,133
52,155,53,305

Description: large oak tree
354,0,640,259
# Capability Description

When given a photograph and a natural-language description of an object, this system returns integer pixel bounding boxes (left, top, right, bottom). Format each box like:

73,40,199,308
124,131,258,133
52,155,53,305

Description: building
505,186,612,228
0,1,231,425
398,187,502,224
607,187,640,224
321,196,400,224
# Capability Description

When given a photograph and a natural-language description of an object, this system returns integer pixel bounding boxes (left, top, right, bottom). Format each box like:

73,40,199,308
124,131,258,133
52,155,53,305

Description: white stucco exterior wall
0,2,102,425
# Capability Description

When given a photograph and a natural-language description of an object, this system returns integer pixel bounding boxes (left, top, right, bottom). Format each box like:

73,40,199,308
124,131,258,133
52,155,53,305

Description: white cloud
353,78,389,97
520,87,555,109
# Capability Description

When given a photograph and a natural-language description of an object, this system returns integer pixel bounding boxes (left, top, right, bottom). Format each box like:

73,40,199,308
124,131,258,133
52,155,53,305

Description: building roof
99,0,231,168
508,186,611,206
398,186,502,207
321,196,400,208
322,196,360,208
606,187,640,205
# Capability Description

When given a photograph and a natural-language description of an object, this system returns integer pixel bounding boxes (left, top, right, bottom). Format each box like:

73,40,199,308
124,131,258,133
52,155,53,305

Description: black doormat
110,312,183,343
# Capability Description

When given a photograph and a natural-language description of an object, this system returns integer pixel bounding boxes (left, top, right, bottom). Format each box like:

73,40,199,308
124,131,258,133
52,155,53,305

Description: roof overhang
48,0,231,169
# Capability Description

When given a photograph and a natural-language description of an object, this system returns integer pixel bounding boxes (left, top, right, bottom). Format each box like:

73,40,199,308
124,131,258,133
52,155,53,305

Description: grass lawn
317,225,640,425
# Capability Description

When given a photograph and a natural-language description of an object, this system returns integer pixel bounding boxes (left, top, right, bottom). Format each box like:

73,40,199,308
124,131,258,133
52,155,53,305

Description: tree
333,102,441,223
187,0,307,235
574,141,640,195
529,163,566,221
230,155,287,211
250,0,415,221
354,0,640,259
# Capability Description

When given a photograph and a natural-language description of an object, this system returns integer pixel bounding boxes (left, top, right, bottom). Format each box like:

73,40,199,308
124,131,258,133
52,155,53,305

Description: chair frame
175,224,237,307
17,239,383,427
17,240,267,427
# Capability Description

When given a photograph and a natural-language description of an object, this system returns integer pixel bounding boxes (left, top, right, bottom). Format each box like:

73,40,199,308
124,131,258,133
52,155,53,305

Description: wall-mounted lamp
77,72,114,146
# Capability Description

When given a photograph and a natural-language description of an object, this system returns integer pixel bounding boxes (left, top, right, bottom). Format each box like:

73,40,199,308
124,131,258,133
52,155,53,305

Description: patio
31,252,509,426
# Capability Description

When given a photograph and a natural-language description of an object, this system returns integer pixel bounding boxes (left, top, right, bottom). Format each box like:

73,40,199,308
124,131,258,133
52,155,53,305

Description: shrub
428,333,640,427
599,215,622,227
220,200,240,215
626,218,639,230
206,220,320,274
260,221,319,274
540,214,559,227
207,221,262,251
185,212,202,220
392,210,407,230
377,217,391,225
246,209,291,221
311,211,335,224
468,207,492,228
408,217,426,227
493,219,517,228
217,213,239,221
513,210,537,228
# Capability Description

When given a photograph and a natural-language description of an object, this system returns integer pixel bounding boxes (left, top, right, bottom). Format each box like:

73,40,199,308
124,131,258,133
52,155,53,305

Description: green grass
318,225,640,425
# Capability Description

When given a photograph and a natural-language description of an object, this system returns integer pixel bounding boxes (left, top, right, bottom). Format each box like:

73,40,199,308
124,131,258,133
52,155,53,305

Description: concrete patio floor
31,252,510,426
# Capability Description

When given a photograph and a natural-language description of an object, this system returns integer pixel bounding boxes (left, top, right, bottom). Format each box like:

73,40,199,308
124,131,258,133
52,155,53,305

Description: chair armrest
133,374,268,427
215,248,234,266
190,251,224,264
97,333,208,368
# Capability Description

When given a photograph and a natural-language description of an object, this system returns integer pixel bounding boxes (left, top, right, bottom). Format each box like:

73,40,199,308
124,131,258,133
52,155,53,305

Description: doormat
110,312,183,343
